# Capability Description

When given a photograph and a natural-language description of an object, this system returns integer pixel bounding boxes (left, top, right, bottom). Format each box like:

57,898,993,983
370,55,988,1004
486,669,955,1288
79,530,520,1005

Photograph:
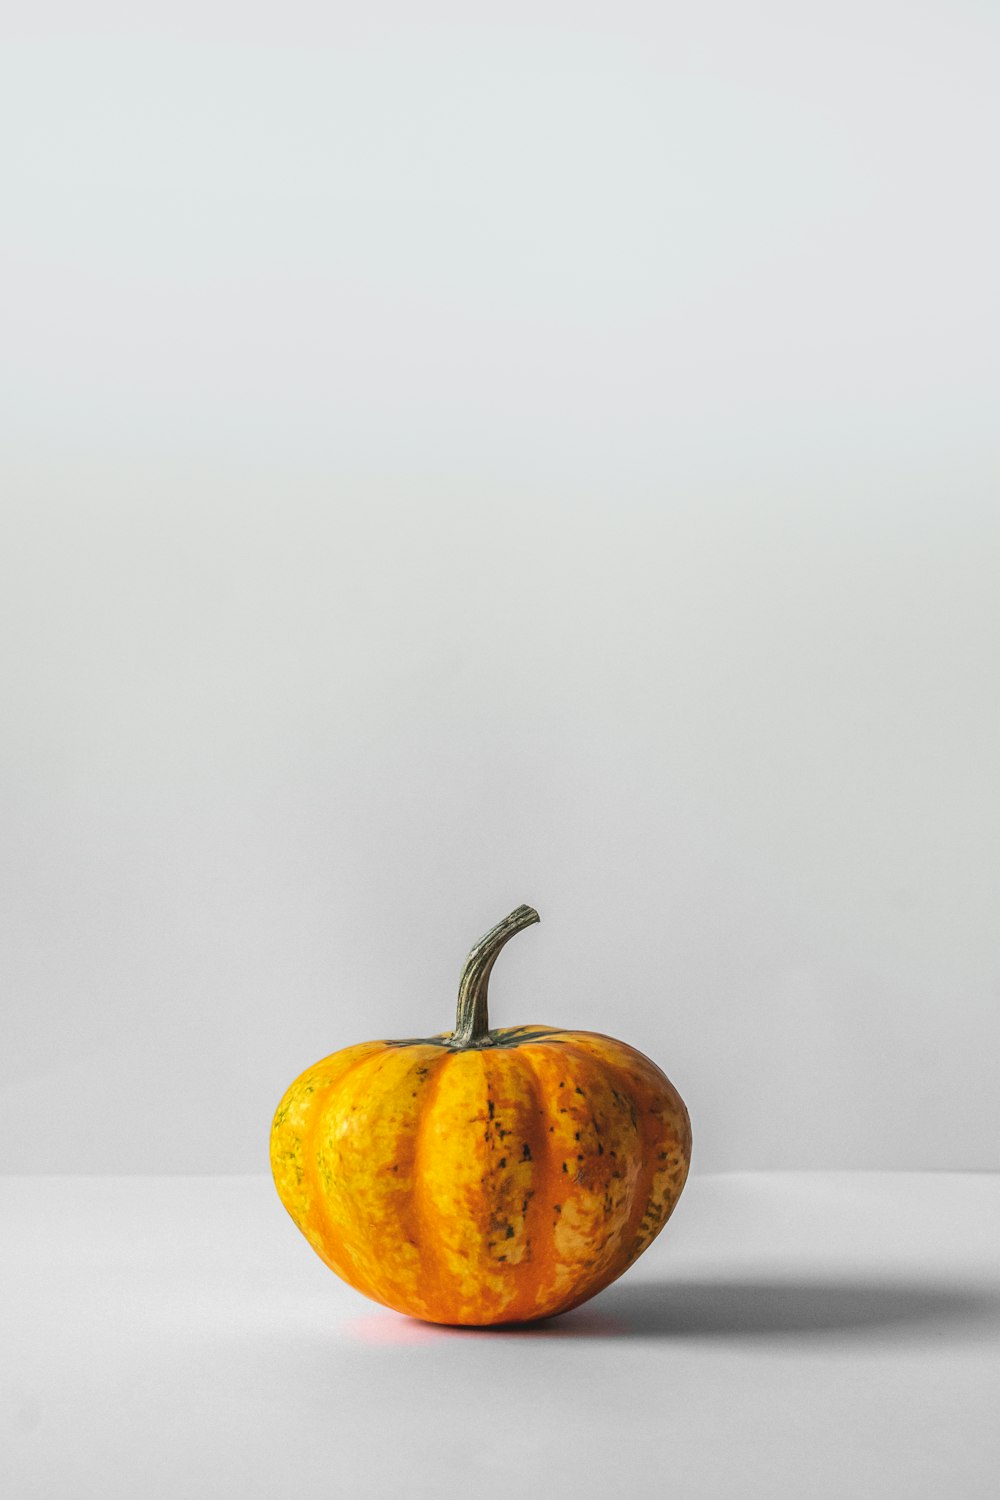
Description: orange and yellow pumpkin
270,905,691,1325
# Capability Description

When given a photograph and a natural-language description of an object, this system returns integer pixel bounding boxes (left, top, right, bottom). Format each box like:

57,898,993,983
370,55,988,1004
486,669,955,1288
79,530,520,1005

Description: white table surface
2,1172,998,1499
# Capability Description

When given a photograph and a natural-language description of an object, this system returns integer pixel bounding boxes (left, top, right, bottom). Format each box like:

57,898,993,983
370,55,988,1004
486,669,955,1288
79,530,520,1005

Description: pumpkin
270,905,691,1326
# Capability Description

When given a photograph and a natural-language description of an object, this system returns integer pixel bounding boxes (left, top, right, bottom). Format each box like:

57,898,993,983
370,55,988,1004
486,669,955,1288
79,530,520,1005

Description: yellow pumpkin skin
270,911,691,1326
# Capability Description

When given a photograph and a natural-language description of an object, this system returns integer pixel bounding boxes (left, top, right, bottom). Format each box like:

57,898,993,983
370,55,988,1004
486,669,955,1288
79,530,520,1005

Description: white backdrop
2,0,997,1173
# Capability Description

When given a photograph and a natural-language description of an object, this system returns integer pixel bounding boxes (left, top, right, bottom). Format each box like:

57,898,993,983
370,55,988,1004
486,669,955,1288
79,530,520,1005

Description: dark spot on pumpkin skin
488,1100,495,1119
562,1162,568,1173
522,1144,532,1161
498,1255,507,1262
553,1203,561,1212
575,1087,586,1097
574,1132,580,1141
499,1157,507,1169
506,1225,515,1239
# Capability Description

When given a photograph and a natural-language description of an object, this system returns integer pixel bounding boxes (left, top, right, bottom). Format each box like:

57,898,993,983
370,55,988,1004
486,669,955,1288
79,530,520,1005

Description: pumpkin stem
452,905,540,1047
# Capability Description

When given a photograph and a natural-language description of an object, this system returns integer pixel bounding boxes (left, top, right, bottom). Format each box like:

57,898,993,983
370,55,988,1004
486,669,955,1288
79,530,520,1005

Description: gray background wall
2,0,997,1174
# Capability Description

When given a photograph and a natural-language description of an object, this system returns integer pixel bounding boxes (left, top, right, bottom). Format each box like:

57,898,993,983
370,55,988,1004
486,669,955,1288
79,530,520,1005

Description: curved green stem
451,905,540,1047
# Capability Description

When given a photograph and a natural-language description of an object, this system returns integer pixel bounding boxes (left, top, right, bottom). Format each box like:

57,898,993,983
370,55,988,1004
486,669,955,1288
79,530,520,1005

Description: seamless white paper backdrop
1,0,997,1172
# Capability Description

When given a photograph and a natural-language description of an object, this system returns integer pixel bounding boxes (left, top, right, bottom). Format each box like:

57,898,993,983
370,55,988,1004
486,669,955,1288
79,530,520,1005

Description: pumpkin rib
465,1047,526,1324
521,1050,566,1320
304,1046,400,1308
642,1076,692,1254
409,1045,457,1320
511,1042,571,1320
522,1039,584,1318
270,1041,384,1279
475,1047,549,1322
507,1043,587,1317
341,1042,448,1319
619,1060,681,1272
548,1032,671,1314
407,1049,491,1323
504,1051,547,1320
